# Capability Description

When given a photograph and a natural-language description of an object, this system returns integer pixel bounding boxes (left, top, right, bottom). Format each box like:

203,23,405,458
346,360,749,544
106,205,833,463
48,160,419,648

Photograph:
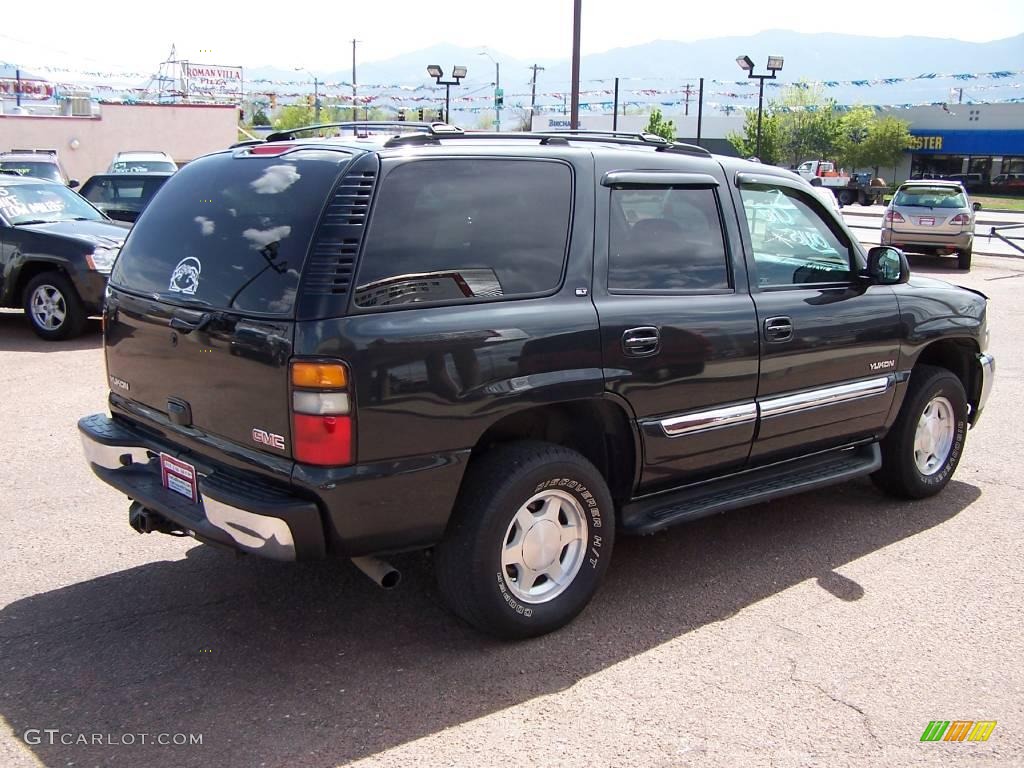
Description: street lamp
295,67,322,123
478,51,501,131
426,64,467,124
736,54,784,160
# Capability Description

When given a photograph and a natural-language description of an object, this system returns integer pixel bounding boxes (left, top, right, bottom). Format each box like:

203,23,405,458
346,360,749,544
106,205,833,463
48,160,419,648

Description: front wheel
23,271,87,341
872,365,968,499
435,441,615,639
838,189,855,206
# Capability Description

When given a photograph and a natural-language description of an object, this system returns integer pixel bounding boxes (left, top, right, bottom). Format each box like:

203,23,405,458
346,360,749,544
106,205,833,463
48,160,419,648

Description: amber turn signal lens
291,362,348,389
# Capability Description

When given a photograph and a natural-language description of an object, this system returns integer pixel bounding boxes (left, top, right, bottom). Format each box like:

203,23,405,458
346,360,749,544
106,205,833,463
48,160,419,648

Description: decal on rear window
169,257,202,295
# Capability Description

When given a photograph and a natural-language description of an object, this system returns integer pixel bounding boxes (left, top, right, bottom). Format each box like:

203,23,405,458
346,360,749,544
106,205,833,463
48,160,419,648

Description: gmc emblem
252,428,285,450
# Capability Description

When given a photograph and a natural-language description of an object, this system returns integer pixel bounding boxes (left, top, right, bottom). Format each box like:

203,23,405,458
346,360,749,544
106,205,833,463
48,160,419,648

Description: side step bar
620,442,881,535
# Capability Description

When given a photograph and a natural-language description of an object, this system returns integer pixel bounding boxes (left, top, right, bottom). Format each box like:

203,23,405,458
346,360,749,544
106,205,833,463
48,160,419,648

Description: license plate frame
159,453,198,503
918,216,935,226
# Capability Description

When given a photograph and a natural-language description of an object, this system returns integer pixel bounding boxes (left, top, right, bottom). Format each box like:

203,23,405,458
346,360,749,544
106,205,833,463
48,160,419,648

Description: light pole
735,54,784,160
478,51,501,131
295,67,322,123
426,64,467,124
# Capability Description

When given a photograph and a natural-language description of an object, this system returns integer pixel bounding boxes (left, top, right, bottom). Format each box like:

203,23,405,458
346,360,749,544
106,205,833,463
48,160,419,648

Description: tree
861,115,913,180
836,105,875,170
476,113,495,131
251,109,270,127
272,104,316,131
775,83,844,167
727,108,783,164
645,108,676,141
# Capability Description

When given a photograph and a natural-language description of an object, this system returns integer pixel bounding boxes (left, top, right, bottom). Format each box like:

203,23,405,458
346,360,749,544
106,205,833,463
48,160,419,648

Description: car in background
0,176,129,339
0,149,78,187
107,151,178,174
946,172,985,191
991,173,1024,190
79,172,173,223
881,179,979,270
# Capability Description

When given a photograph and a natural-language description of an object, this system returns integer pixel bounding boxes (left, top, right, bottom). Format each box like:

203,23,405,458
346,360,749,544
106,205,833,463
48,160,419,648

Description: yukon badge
869,359,896,371
110,376,130,392
168,257,202,295
252,428,286,450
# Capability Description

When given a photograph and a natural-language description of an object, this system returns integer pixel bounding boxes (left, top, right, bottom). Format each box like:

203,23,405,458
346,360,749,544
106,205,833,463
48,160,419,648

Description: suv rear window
0,161,63,183
110,150,351,315
893,186,967,208
353,159,572,308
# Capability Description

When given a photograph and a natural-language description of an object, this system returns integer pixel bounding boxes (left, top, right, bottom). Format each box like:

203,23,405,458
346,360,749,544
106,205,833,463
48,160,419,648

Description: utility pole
696,77,704,147
682,83,694,116
570,0,581,129
352,39,360,121
314,77,321,123
529,64,544,131
612,77,619,130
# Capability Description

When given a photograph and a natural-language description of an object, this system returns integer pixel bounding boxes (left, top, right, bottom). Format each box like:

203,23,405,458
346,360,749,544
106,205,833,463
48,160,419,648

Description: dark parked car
79,172,173,223
79,123,994,639
0,149,78,187
0,176,129,339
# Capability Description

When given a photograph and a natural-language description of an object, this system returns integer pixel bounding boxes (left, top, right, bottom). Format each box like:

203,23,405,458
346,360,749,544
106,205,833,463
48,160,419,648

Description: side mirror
866,246,909,285
972,201,982,211
68,179,80,188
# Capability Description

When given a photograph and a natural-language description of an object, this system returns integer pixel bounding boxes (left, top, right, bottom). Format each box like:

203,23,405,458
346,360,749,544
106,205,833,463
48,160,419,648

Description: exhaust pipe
352,556,401,589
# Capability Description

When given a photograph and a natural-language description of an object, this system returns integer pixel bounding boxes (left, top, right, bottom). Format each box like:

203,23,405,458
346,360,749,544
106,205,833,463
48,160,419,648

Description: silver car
881,180,979,270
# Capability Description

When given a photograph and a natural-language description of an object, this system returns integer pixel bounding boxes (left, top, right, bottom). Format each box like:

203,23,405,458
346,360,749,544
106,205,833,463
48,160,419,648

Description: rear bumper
881,228,972,251
79,414,325,561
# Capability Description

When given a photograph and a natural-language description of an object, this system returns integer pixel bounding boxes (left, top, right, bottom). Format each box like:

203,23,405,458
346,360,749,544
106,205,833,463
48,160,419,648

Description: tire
958,247,972,271
23,271,87,341
435,441,615,639
858,191,875,206
872,365,968,499
838,189,855,206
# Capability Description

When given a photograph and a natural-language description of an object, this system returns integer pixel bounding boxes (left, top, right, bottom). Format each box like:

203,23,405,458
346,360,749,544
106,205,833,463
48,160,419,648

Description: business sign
0,78,55,100
180,62,243,101
909,135,944,151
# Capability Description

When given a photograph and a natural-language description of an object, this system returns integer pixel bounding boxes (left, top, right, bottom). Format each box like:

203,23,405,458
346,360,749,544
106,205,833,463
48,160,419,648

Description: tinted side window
739,184,852,287
354,159,572,308
609,187,730,292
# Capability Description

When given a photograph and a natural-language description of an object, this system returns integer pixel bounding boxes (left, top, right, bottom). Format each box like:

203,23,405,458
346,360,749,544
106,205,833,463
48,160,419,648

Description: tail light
884,210,905,224
949,213,971,225
290,361,353,466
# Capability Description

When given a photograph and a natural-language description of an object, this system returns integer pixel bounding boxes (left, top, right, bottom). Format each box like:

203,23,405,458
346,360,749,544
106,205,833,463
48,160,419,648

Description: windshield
111,160,176,173
0,161,63,183
110,150,351,315
0,182,105,225
894,186,967,209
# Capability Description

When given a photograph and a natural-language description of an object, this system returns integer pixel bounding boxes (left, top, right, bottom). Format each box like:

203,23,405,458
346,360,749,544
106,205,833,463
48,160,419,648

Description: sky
1,0,1022,75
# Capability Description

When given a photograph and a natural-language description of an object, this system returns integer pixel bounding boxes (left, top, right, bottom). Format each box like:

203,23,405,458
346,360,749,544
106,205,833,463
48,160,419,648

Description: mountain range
246,30,1024,119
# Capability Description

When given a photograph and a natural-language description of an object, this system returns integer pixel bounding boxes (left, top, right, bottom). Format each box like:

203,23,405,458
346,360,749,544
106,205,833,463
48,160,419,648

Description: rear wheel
435,441,614,639
23,271,87,341
838,189,855,206
958,247,973,271
872,365,968,499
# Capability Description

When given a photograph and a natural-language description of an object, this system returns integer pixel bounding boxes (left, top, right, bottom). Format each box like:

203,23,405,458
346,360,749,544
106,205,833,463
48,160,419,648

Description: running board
620,442,881,535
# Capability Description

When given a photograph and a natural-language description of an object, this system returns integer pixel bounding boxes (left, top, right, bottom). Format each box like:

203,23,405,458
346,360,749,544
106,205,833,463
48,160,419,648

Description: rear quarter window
353,158,573,309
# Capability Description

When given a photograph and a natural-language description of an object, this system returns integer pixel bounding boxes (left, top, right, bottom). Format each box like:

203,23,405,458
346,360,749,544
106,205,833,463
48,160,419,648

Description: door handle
622,326,660,357
764,316,793,342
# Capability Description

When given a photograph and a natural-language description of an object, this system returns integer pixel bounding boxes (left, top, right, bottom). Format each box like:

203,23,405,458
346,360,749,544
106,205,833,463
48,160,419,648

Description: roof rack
8,148,58,155
265,121,464,143
375,130,713,158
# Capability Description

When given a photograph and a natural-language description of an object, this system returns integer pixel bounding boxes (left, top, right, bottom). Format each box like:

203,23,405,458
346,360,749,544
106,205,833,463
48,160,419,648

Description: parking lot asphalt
1,253,1022,768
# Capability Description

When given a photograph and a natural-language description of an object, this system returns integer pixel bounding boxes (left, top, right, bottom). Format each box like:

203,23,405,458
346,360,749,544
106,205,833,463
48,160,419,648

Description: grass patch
880,193,1024,212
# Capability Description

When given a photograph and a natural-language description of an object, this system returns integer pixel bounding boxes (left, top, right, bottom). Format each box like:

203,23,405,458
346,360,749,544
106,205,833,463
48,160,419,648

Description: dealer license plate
160,453,198,503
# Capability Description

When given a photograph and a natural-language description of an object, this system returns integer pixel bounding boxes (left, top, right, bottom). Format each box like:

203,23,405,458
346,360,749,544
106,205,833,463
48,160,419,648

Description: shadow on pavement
0,479,980,767
0,311,103,352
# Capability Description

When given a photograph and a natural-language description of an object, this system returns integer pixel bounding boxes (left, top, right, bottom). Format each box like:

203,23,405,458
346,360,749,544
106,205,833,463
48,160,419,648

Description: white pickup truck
795,160,884,207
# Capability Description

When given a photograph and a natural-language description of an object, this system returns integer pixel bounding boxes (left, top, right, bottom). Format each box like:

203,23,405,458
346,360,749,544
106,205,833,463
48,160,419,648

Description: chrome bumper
79,419,299,561
973,352,995,425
